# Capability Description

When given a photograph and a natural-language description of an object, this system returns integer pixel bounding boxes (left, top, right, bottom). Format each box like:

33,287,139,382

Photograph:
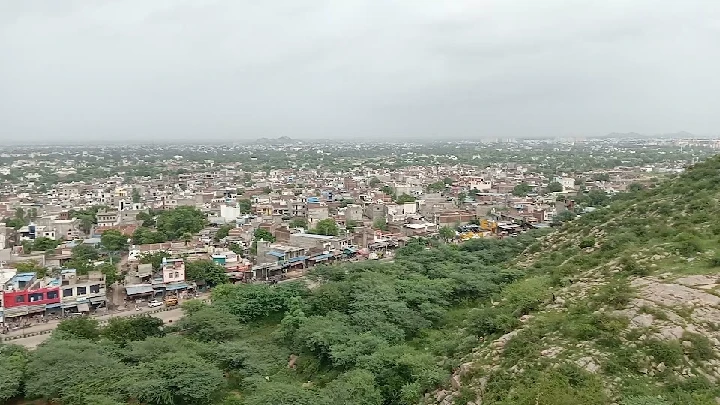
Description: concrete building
161,257,186,284
306,204,329,224
289,233,351,251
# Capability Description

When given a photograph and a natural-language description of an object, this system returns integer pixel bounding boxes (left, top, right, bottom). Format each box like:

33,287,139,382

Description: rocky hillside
434,156,720,405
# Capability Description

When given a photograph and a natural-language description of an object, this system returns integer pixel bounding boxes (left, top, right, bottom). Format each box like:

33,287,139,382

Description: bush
621,395,671,405
579,237,595,249
643,339,684,367
594,279,633,310
467,307,519,337
682,332,716,362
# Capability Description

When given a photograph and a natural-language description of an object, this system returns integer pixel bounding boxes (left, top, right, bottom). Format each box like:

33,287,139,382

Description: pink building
161,258,185,284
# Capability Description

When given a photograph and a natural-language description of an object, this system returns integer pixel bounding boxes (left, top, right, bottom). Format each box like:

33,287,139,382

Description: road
0,300,200,348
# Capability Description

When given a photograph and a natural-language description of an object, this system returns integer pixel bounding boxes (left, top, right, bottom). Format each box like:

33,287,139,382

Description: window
63,288,73,297
47,290,59,299
29,293,43,302
175,272,180,278
167,272,173,279
76,286,87,295
15,295,25,303
90,285,100,294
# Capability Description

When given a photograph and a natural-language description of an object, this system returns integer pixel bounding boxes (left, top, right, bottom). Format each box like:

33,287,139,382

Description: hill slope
437,156,720,405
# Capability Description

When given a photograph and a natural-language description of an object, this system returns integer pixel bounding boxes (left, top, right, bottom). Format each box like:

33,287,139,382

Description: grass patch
682,331,716,362
638,305,669,321
643,339,684,367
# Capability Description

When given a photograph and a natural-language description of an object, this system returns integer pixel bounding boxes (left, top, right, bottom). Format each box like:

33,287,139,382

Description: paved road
6,306,187,348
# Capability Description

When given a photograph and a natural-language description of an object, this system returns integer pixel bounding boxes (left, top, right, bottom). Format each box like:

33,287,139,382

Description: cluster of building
1,139,711,322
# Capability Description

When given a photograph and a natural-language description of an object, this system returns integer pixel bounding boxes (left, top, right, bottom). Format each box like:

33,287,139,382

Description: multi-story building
161,257,185,284
59,269,107,313
2,272,61,320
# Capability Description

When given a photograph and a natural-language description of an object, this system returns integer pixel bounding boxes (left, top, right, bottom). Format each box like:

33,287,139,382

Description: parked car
148,300,163,308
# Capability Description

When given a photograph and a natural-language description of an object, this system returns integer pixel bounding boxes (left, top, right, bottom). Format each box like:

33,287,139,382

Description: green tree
546,181,563,193
133,227,167,245
238,199,252,214
368,177,381,187
29,236,60,252
427,181,446,192
55,317,101,341
373,217,388,231
0,345,29,403
320,369,383,405
132,188,141,203
554,210,577,223
214,224,234,241
176,307,243,343
96,262,122,287
312,218,339,236
123,352,226,405
72,244,100,262
185,260,229,287
512,182,533,197
439,226,455,242
136,211,156,228
345,219,358,231
395,193,416,204
289,218,308,228
14,260,46,274
253,228,276,243
100,229,129,252
102,317,165,347
155,206,206,240
139,251,172,271
242,382,318,405
25,339,126,402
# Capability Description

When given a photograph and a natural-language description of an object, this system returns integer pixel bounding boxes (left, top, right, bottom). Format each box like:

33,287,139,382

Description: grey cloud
1,0,720,143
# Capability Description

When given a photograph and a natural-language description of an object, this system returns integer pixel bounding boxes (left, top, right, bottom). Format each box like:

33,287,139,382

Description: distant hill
439,155,720,405
598,131,703,139
251,136,300,145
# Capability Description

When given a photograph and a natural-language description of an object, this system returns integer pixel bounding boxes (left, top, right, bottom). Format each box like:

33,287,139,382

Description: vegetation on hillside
446,155,720,405
0,233,544,405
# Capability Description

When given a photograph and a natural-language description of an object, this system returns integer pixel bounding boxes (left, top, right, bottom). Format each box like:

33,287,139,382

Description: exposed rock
451,374,462,390
658,326,685,341
631,314,654,328
492,330,519,351
541,346,564,358
656,362,666,372
459,362,474,377
576,356,601,373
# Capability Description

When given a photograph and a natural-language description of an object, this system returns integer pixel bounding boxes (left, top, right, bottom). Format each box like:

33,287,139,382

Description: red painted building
2,287,60,309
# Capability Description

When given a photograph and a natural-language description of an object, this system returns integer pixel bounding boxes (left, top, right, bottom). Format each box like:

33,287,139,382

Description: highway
3,305,187,348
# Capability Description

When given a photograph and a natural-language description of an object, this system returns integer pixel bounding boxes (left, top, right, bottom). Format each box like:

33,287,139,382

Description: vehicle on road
148,300,163,308
164,296,178,307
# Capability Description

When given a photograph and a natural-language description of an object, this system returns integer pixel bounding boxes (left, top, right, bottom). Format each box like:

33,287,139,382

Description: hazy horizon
2,1,720,143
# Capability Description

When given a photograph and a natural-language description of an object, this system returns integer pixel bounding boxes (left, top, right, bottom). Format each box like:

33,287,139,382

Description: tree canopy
100,229,129,252
311,218,339,236
155,206,206,240
185,260,230,287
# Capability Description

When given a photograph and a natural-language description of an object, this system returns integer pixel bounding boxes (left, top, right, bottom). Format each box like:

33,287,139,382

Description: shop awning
45,303,62,309
78,303,90,312
268,251,285,258
311,253,332,262
126,285,155,295
287,256,308,263
90,296,106,304
166,282,189,291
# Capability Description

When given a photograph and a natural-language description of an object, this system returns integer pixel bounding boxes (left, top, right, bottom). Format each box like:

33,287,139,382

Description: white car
148,300,163,308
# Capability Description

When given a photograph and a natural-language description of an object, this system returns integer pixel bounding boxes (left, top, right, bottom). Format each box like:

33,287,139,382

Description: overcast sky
1,0,720,143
